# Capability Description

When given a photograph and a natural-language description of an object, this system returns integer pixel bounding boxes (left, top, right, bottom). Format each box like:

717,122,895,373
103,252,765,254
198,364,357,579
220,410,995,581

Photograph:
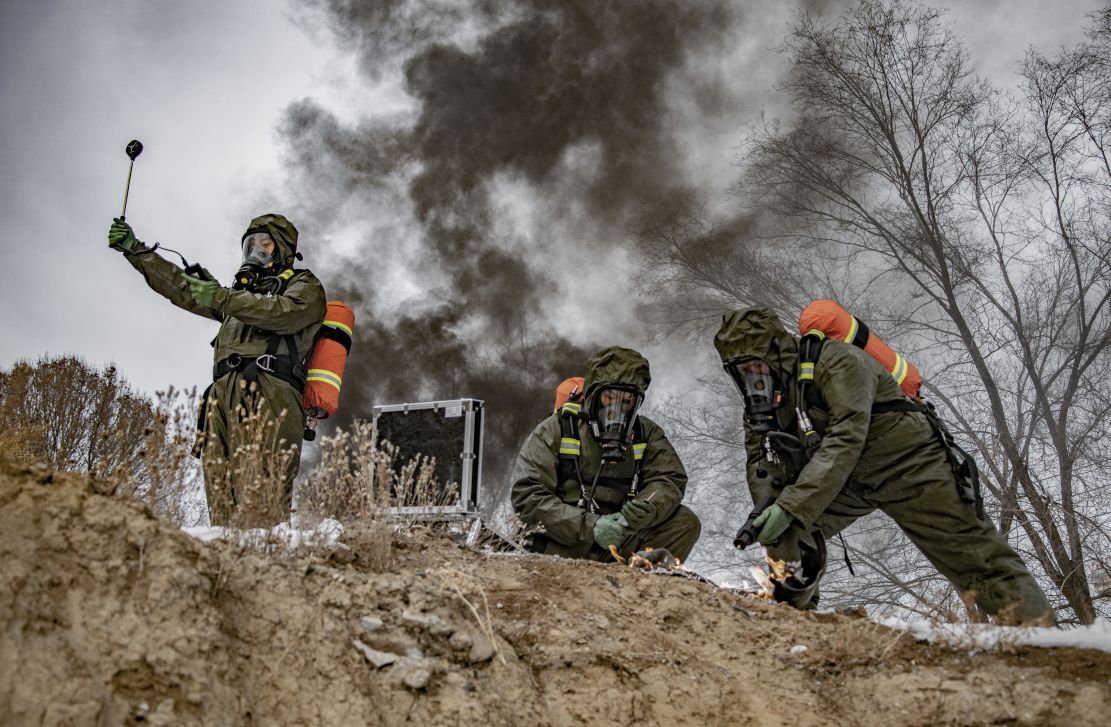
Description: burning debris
746,555,809,600
749,565,776,599
607,544,685,572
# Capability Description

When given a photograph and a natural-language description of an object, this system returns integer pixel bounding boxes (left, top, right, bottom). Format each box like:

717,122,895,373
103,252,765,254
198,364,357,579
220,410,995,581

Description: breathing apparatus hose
585,468,603,514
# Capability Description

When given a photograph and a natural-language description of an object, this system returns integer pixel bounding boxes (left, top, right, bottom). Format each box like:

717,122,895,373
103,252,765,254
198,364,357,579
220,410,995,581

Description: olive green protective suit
715,307,1053,625
511,347,701,561
123,214,326,526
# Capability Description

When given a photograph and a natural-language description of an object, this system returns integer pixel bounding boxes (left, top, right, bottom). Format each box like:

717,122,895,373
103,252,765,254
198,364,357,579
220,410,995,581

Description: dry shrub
297,419,386,523
0,355,153,476
0,421,47,467
130,387,204,524
0,355,204,524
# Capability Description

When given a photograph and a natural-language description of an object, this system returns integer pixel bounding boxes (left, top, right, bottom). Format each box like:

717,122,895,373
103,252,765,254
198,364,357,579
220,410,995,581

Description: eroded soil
2,462,1108,726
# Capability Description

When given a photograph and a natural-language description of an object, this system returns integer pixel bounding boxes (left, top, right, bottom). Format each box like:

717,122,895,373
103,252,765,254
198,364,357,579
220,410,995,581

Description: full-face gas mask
590,386,644,461
235,232,278,291
723,356,783,433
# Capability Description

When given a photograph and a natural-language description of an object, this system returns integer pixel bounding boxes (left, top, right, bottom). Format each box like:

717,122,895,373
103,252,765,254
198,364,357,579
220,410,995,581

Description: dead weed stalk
437,568,507,665
295,419,456,565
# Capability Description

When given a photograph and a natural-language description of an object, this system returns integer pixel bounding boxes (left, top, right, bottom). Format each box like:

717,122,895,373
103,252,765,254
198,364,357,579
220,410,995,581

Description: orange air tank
304,301,356,418
554,376,586,412
799,299,922,399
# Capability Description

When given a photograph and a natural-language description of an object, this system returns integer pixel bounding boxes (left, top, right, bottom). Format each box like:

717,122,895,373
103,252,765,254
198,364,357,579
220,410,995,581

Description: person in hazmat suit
107,214,325,527
511,346,701,562
715,306,1055,625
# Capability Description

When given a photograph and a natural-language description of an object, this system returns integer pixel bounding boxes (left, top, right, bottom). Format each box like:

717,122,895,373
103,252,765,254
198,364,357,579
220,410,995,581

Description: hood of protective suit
242,213,298,265
582,346,651,412
714,306,799,382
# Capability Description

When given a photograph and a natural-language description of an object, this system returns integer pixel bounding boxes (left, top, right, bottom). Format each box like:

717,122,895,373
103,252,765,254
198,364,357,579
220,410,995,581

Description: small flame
612,545,685,571
749,565,775,598
767,556,790,583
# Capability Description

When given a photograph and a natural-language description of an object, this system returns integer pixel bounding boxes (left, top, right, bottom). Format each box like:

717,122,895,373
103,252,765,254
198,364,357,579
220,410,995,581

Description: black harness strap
556,402,647,511
871,398,984,518
848,318,871,349
317,323,352,352
212,350,307,392
211,269,313,393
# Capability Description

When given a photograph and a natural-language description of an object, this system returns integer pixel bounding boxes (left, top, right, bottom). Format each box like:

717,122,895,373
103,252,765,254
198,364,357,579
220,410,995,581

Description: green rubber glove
182,273,222,307
187,265,217,282
620,499,657,531
753,503,793,545
592,512,630,550
107,218,144,253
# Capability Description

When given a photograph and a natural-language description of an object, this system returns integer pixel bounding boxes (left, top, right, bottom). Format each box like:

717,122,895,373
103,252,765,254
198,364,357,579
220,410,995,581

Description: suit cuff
211,286,230,310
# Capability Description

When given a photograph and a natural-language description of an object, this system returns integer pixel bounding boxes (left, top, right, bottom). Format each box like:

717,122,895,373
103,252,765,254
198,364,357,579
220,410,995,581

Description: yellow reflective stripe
559,437,581,456
279,268,295,280
799,362,815,381
844,316,859,343
804,329,826,340
633,442,647,461
306,369,342,391
561,401,582,415
890,354,908,385
324,320,353,337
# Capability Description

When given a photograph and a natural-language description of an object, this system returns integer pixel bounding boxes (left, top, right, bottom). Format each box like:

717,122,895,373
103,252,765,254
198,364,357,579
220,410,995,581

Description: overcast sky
0,0,1105,403
0,0,347,396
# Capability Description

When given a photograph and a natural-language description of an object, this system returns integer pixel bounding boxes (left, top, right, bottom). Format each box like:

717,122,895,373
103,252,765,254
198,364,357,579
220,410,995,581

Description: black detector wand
120,139,143,221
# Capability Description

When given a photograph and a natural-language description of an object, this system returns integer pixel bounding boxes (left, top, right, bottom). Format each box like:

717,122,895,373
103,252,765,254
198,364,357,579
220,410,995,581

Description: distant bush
0,355,203,524
0,355,465,536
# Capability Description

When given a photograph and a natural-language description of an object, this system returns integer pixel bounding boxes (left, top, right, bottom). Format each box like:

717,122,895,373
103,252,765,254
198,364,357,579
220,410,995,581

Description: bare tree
639,1,1111,623
0,355,203,524
0,356,152,477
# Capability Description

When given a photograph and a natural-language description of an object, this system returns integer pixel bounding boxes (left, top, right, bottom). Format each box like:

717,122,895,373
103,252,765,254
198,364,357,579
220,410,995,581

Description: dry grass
470,510,542,552
298,418,455,525
1,355,457,554
131,387,204,524
295,418,458,568
199,386,302,530
435,568,507,665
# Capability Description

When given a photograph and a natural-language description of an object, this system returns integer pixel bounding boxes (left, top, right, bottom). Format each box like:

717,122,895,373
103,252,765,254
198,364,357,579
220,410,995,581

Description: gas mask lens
725,357,782,432
727,358,776,404
593,387,643,441
235,232,278,291
241,232,275,267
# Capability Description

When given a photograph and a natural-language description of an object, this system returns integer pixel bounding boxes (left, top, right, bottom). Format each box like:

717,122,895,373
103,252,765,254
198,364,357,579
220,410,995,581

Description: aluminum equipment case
372,398,484,518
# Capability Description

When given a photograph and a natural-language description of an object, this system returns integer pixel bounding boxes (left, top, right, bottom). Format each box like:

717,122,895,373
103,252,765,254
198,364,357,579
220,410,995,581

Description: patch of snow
877,616,1111,654
183,517,345,550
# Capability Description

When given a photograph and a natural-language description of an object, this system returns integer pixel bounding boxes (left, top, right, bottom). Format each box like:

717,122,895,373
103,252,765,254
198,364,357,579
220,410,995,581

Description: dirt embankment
1,463,1109,726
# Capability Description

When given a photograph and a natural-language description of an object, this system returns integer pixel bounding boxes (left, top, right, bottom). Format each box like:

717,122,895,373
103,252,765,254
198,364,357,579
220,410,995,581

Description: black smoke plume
281,0,743,505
